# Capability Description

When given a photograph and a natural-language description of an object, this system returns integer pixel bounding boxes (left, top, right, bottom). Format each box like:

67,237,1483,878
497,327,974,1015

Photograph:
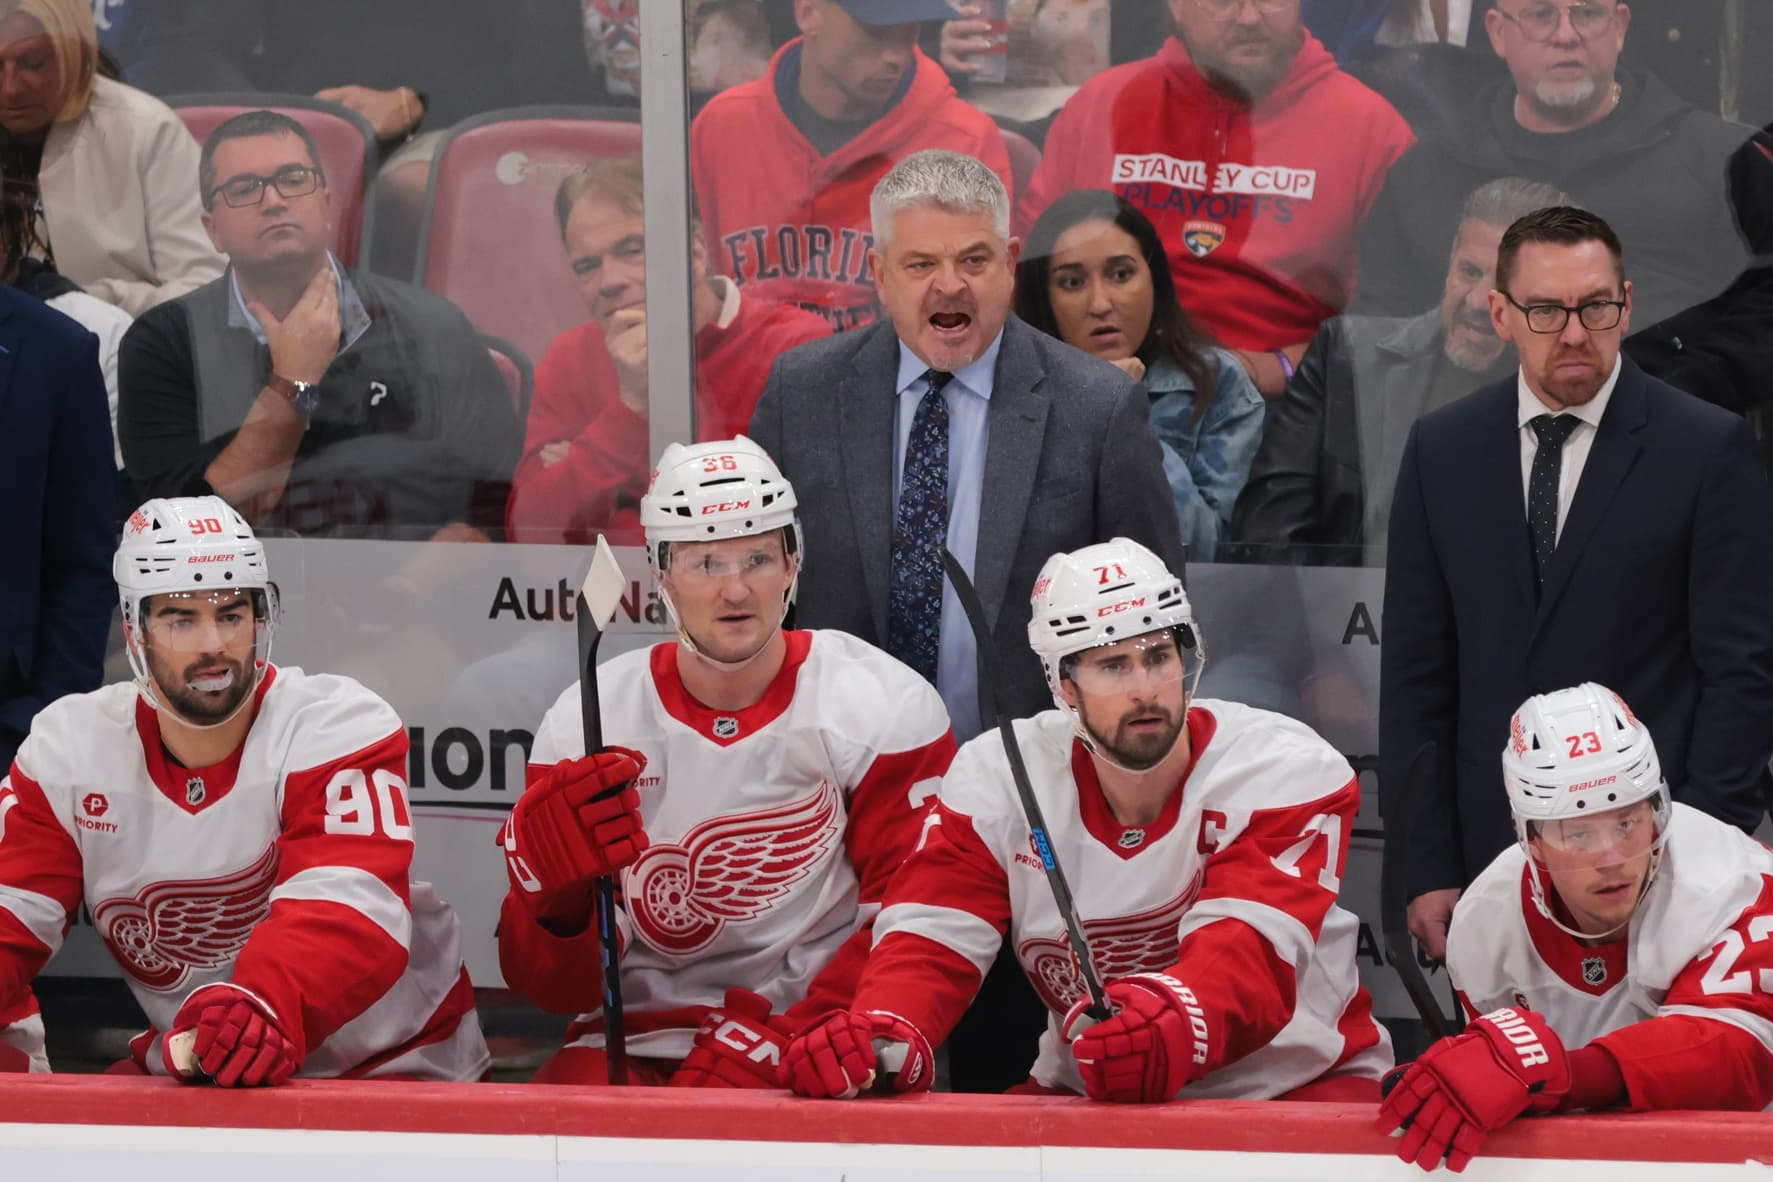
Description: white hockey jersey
498,630,955,1061
0,665,488,1081
1449,803,1773,1110
857,699,1392,1098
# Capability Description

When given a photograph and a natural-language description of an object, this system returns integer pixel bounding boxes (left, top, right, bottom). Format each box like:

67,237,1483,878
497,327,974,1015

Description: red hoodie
691,39,1013,332
1018,34,1413,352
505,284,830,545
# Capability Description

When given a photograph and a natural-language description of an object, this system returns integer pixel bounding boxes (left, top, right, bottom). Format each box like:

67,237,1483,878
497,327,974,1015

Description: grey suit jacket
750,314,1186,728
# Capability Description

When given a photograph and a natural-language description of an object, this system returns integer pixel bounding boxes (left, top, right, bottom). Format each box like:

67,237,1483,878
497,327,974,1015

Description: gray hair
870,149,1010,248
1459,176,1579,231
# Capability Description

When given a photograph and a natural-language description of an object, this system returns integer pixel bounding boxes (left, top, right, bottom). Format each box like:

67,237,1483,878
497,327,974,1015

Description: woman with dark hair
1016,189,1263,561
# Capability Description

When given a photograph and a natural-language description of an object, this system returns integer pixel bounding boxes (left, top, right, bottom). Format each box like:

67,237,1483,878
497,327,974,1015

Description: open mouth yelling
928,311,972,340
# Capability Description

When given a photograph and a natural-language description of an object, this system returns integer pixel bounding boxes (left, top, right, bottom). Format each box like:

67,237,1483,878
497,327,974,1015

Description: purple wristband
1270,348,1296,383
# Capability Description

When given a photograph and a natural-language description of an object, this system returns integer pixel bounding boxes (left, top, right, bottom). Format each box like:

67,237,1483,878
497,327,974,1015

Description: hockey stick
577,536,632,1084
939,547,1112,1021
1386,740,1464,1042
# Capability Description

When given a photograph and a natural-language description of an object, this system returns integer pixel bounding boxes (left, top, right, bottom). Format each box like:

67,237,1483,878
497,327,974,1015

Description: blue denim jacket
1145,349,1266,562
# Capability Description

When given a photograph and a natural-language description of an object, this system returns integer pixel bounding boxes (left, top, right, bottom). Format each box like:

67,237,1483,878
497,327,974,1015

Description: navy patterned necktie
1527,413,1579,587
888,370,953,683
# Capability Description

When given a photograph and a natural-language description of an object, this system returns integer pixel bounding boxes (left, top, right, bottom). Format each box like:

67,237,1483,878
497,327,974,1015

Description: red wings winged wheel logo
93,844,278,991
1017,871,1204,1013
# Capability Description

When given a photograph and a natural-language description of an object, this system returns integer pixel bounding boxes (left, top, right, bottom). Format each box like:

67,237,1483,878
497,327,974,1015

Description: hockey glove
780,1009,934,1099
502,746,648,919
1376,1007,1571,1173
669,988,793,1089
164,983,302,1088
0,1041,30,1073
1066,974,1204,1103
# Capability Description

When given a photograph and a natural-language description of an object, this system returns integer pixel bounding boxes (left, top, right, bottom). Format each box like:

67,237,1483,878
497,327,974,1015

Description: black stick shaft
939,549,1112,1020
576,592,628,1085
1389,740,1462,1041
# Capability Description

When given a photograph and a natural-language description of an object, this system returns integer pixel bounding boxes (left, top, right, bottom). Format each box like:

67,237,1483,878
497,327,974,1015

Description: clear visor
663,536,793,587
1525,794,1666,873
1063,630,1193,697
141,589,269,653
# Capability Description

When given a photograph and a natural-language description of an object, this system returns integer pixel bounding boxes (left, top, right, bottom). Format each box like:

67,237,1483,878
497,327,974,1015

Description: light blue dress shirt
892,330,1002,743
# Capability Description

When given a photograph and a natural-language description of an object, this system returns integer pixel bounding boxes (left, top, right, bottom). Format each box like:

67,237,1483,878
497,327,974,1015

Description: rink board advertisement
42,540,1453,1019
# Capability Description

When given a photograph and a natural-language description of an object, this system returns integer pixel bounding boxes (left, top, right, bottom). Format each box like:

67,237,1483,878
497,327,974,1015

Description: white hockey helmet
1502,683,1671,934
640,435,801,576
116,497,279,707
1027,537,1199,704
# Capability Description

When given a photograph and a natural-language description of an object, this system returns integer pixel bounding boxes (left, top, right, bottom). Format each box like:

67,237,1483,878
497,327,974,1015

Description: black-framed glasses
1493,2,1616,43
1502,292,1626,334
1194,0,1292,21
208,165,326,209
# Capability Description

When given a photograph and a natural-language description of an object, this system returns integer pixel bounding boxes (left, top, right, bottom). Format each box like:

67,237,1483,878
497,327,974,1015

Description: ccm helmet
115,497,278,710
1027,538,1198,702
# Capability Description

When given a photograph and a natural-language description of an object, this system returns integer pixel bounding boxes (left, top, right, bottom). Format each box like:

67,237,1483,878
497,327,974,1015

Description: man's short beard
149,652,255,724
1532,74,1600,112
1444,334,1507,373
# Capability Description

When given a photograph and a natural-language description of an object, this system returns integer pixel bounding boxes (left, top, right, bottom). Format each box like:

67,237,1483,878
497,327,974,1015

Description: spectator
117,111,520,541
1015,189,1263,561
1303,0,1492,57
940,0,1113,90
1380,207,1773,965
690,1,774,100
1355,0,1756,338
1016,0,1415,397
1232,176,1570,563
506,156,830,545
750,149,1183,1093
0,165,131,465
692,0,1013,332
0,0,222,314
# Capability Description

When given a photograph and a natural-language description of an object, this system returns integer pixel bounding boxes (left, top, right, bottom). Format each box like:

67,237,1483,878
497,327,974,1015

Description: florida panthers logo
625,780,842,955
1018,872,1203,1013
92,844,278,991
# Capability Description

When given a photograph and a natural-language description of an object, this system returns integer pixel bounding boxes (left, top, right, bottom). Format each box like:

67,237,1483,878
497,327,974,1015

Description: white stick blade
580,535,628,629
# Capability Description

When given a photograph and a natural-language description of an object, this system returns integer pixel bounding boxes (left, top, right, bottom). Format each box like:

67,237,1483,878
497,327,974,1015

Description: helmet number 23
1567,731,1603,758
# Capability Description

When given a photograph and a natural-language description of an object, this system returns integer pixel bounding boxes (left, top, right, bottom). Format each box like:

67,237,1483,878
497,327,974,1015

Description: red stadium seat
168,94,379,267
415,107,642,365
1000,128,1042,204
483,335,534,421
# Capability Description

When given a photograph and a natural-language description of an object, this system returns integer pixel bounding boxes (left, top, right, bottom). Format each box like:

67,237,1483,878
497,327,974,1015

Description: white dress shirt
1516,354,1622,543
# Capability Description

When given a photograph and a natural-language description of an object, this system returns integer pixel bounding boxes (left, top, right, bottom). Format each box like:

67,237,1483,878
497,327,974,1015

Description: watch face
293,383,320,415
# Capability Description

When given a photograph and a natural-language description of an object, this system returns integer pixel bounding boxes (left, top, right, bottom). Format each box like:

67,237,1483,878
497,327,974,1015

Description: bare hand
940,9,995,77
539,440,572,468
254,267,340,386
605,307,649,416
314,84,422,141
1111,356,1147,382
1407,888,1463,962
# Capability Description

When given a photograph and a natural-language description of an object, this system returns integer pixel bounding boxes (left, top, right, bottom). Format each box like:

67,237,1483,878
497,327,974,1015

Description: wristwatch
267,372,320,416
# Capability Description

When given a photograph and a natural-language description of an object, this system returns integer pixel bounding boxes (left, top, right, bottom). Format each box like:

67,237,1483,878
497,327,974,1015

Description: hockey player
496,435,955,1086
782,538,1391,1102
0,496,488,1084
1379,683,1773,1173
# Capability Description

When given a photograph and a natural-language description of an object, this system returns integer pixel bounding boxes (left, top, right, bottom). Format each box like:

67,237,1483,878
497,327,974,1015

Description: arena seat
483,334,534,422
414,107,642,365
1000,127,1042,202
167,94,380,267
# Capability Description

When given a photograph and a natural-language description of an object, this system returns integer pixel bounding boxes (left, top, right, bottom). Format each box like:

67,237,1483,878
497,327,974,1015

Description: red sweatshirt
1017,34,1413,351
691,40,1013,332
504,284,829,545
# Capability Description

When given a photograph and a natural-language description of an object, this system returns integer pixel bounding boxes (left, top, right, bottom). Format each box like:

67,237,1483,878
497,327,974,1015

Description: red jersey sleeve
226,730,417,1055
0,767,82,1006
789,729,958,1027
1164,778,1359,1075
1592,874,1773,1111
848,801,1011,1042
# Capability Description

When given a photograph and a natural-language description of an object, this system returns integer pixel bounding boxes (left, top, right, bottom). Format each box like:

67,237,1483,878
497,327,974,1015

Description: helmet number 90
188,517,225,535
701,455,739,473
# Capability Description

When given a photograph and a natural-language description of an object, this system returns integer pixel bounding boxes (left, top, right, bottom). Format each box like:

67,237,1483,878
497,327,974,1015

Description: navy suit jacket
0,287,118,767
1378,358,1773,919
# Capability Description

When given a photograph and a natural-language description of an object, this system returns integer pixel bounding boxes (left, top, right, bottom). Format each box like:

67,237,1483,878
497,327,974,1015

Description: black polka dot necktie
1528,414,1579,587
887,370,952,684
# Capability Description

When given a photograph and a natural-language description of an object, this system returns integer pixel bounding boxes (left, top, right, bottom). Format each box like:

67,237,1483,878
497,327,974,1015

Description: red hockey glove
1376,1007,1571,1173
669,989,793,1089
501,746,648,919
0,1041,30,1073
164,984,302,1088
1066,974,1204,1103
780,1009,934,1099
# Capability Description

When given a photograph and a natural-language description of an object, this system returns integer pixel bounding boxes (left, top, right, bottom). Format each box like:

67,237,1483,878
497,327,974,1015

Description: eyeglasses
1493,2,1616,43
1502,292,1626,334
208,165,325,209
1193,0,1293,22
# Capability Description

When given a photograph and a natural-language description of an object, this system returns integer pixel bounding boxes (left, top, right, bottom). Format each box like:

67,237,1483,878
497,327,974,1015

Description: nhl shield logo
185,777,206,806
1183,220,1226,257
1117,828,1146,849
712,716,740,740
1582,956,1607,987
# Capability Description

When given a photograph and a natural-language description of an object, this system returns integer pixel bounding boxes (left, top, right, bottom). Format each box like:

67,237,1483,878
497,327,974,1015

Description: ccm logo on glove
709,1015,783,1067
